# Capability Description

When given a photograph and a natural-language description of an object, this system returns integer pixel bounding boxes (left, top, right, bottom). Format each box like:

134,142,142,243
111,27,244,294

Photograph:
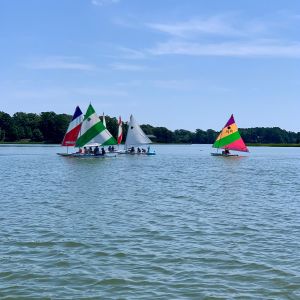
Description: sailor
101,147,106,155
222,149,230,155
137,147,141,153
94,146,100,155
130,146,135,153
84,147,88,154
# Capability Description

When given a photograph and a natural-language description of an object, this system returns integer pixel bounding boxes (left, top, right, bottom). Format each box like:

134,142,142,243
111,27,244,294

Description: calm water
0,144,299,299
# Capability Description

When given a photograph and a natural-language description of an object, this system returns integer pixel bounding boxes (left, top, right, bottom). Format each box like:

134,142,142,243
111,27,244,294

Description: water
0,144,299,299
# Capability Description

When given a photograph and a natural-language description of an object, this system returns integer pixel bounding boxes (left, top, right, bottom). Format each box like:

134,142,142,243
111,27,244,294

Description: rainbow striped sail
213,114,249,152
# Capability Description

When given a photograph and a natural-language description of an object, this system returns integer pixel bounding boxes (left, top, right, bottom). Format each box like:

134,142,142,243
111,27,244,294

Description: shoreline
1,142,300,147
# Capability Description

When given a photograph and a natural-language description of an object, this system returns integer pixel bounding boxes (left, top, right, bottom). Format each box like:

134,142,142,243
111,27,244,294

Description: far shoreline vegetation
1,111,300,146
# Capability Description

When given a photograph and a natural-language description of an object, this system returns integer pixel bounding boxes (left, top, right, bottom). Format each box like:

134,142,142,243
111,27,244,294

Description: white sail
125,115,152,147
102,112,106,128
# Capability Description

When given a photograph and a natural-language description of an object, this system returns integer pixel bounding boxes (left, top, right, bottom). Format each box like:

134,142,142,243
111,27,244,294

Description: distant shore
247,143,300,147
1,142,300,147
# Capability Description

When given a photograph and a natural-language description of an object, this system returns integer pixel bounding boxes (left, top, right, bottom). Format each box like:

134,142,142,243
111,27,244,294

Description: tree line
0,111,299,144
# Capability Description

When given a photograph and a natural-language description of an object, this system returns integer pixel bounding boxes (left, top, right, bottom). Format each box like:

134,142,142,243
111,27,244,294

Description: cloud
145,13,300,58
148,40,300,58
117,47,147,60
147,16,242,38
91,0,120,6
110,62,147,71
24,56,95,71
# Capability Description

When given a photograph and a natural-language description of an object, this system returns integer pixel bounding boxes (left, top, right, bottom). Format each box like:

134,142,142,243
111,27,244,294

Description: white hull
57,153,116,158
211,153,239,157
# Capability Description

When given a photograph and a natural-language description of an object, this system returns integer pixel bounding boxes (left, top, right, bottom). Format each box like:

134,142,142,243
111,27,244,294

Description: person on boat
142,148,146,153
94,146,100,155
101,147,106,155
88,146,93,154
147,146,150,153
84,147,88,154
130,146,135,153
112,146,115,152
222,149,230,155
108,145,112,152
137,147,141,154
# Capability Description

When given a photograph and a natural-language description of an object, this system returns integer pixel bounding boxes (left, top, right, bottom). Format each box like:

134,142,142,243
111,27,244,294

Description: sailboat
58,104,117,158
57,106,83,156
122,114,156,155
117,116,123,145
211,114,249,156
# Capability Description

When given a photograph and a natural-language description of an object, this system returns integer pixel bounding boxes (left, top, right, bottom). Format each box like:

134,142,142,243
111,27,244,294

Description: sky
1,0,300,131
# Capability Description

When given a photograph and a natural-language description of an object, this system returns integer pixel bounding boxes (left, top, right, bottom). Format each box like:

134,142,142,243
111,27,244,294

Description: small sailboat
57,106,83,156
211,114,249,156
58,104,117,158
117,116,123,145
122,115,156,155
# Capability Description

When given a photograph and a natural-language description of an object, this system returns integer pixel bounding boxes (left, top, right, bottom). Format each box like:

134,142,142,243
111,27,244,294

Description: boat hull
118,151,156,155
57,153,116,158
211,153,239,157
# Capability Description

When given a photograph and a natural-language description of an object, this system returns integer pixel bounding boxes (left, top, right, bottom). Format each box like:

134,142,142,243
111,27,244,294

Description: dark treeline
1,111,300,144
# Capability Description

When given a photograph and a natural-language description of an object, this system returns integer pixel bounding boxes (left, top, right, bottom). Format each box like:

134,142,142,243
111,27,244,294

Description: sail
102,112,106,128
125,115,152,147
117,116,123,144
61,106,83,146
75,104,116,147
213,114,249,152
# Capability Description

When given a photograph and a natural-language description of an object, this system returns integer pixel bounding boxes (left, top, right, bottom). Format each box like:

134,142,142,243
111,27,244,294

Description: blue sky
1,0,300,131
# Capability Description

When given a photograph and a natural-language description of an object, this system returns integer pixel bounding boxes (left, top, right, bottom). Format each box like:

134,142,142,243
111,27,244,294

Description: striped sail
117,116,123,144
75,104,116,147
61,106,83,146
213,114,249,152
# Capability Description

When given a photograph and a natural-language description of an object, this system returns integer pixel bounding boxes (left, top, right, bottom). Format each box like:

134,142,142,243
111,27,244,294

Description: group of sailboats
59,104,249,158
57,104,155,157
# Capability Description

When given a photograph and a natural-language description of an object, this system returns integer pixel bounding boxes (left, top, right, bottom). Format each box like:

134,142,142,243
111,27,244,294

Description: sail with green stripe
75,104,116,147
213,114,248,152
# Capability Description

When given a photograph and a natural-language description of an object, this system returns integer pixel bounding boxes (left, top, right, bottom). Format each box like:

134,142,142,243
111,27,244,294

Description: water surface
0,145,299,299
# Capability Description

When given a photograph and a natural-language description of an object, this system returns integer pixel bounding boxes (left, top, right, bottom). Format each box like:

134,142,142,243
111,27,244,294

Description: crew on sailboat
94,146,100,155
222,149,230,155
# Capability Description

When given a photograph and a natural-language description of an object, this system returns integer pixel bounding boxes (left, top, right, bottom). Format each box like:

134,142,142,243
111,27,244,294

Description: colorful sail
125,115,152,147
117,116,123,144
61,106,83,146
213,114,249,152
75,104,116,147
102,112,106,128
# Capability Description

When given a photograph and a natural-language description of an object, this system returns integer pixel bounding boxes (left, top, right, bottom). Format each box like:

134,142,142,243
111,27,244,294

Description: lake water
0,144,299,299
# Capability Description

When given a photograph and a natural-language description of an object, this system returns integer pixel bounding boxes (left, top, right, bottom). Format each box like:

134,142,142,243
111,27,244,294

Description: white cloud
148,40,300,58
117,47,147,60
147,16,242,38
25,56,95,71
110,62,147,71
91,0,120,6
145,13,300,58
